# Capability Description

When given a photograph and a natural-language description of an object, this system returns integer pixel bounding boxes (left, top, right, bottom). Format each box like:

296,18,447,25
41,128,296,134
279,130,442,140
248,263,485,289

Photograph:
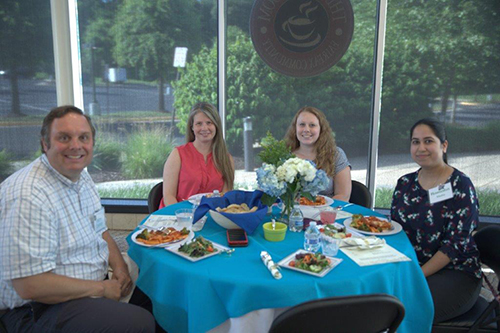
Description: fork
138,225,166,231
340,203,353,210
219,248,235,256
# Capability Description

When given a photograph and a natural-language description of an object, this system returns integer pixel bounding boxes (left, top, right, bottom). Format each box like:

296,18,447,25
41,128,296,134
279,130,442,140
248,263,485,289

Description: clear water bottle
212,190,220,197
289,204,304,232
304,221,321,252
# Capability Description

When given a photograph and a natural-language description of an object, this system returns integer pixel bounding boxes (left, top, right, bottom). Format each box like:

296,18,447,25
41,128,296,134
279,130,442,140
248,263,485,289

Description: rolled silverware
260,251,282,279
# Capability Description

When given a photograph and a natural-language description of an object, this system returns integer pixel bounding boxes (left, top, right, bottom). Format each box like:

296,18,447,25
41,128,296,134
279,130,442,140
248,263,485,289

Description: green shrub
478,189,500,216
121,127,174,179
0,150,13,181
375,187,394,208
97,183,153,199
447,121,500,154
90,137,123,172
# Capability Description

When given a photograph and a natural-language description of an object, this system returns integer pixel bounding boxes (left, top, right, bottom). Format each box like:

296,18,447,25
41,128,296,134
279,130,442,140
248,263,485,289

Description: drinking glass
320,234,340,256
175,208,194,231
320,207,338,225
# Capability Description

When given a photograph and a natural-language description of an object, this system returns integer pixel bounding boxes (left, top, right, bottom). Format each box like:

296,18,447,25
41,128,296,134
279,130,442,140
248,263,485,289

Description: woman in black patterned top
391,118,481,323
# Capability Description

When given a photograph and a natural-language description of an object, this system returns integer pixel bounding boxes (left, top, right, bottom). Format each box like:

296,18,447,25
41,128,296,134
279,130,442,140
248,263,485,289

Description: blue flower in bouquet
256,163,287,197
301,168,329,196
256,157,329,216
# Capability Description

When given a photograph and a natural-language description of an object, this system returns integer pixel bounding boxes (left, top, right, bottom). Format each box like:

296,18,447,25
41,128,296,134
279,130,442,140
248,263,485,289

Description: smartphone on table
226,228,248,247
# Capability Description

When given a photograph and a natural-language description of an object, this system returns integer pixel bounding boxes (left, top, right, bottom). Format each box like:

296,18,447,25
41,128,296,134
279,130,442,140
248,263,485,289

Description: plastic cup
175,208,194,231
321,234,340,256
320,207,338,225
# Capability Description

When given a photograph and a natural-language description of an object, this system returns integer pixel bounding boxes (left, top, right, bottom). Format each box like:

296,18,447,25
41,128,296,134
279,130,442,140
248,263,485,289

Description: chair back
147,182,163,214
268,294,405,333
349,180,372,208
432,225,500,333
475,225,500,284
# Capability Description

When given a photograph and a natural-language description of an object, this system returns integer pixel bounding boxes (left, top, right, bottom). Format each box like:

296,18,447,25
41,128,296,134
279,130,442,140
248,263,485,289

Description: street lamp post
89,45,101,116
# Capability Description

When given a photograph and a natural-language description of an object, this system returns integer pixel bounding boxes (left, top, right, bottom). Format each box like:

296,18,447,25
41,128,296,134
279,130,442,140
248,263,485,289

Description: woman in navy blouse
391,118,482,323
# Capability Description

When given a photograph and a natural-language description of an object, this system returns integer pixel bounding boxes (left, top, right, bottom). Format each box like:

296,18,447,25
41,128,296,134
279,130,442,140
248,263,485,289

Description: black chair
268,294,405,333
349,180,372,208
432,225,500,333
147,182,163,214
0,311,7,333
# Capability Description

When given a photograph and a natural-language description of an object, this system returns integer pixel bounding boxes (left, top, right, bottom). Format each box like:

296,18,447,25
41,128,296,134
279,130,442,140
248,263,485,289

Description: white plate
131,228,194,248
299,195,334,209
318,222,366,239
165,238,229,262
188,193,212,205
277,249,342,278
343,216,403,236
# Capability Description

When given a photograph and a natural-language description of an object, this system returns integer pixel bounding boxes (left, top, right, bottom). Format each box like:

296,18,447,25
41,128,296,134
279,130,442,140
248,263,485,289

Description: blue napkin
193,190,268,234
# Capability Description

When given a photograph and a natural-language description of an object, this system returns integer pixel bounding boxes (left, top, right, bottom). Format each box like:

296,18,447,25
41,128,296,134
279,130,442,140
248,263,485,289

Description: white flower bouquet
256,157,329,220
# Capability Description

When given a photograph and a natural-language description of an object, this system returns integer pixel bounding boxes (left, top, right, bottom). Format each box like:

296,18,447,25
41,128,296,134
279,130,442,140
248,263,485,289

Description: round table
127,200,433,333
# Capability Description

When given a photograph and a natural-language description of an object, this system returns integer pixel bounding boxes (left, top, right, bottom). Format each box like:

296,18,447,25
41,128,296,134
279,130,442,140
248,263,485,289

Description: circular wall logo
250,0,354,77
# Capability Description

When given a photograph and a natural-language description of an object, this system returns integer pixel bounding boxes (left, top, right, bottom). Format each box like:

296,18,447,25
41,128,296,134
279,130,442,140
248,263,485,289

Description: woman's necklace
420,165,447,190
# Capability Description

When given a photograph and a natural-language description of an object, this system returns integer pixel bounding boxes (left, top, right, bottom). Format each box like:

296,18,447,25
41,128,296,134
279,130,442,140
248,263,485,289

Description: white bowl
209,210,240,229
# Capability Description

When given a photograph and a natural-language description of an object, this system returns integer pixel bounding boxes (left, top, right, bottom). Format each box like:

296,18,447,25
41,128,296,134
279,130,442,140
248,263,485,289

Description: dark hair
40,105,96,153
410,117,448,163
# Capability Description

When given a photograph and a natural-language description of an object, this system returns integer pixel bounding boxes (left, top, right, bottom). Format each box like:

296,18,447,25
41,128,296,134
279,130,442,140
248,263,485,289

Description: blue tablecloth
127,201,434,333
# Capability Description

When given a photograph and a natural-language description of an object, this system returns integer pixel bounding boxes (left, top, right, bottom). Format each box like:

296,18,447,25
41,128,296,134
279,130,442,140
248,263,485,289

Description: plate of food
277,250,342,277
165,236,228,262
132,227,193,248
319,223,356,239
343,214,402,236
188,193,212,205
299,195,333,208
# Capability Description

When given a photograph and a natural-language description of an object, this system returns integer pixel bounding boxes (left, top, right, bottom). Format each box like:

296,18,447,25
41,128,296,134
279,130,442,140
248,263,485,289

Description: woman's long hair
186,102,234,189
285,106,337,178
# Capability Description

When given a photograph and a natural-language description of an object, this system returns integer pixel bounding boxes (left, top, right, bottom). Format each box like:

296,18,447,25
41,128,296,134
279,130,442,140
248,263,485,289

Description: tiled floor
110,229,131,253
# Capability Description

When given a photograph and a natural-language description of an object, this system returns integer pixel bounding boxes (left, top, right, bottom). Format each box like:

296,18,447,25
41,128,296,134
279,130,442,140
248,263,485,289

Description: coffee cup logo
250,0,354,77
277,1,327,52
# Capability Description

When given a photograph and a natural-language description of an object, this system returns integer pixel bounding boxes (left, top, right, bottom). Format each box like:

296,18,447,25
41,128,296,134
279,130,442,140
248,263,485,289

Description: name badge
428,182,453,205
93,207,107,234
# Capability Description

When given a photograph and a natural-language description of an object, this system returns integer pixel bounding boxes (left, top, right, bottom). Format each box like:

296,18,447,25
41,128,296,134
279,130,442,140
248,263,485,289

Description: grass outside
97,183,153,199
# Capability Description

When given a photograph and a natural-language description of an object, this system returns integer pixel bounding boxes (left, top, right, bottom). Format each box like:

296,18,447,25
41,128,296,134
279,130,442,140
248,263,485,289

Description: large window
0,0,56,182
377,0,500,216
76,0,216,199
1,0,499,219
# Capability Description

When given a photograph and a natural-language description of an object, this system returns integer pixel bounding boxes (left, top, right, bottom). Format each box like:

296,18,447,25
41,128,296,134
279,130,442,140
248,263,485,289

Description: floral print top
391,168,481,279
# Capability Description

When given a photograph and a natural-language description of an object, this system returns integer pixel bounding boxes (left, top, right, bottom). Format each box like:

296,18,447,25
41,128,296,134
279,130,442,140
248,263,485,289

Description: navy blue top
391,168,481,279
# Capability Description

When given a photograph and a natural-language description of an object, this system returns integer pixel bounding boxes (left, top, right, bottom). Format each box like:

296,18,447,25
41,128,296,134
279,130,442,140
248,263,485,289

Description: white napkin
260,251,282,279
341,236,386,250
141,215,178,229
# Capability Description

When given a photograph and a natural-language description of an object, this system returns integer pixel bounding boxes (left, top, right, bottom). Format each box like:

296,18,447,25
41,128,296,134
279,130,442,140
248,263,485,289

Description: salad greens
289,252,331,273
178,236,217,258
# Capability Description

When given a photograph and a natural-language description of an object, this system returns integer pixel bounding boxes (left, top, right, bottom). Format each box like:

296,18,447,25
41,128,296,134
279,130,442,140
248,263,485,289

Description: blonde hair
285,106,337,178
186,102,234,189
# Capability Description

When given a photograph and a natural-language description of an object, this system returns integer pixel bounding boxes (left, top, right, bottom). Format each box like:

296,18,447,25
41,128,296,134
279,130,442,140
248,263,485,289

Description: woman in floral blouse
391,118,482,323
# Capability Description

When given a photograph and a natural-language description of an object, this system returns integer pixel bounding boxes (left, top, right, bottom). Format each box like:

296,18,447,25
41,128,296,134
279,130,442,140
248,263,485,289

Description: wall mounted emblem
250,0,354,77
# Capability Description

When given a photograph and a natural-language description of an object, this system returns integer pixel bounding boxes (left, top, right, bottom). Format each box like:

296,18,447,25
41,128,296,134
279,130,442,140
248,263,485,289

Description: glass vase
279,191,300,225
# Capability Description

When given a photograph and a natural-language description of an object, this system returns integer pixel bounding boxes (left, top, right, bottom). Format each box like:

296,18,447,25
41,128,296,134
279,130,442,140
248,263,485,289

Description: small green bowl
263,222,287,242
